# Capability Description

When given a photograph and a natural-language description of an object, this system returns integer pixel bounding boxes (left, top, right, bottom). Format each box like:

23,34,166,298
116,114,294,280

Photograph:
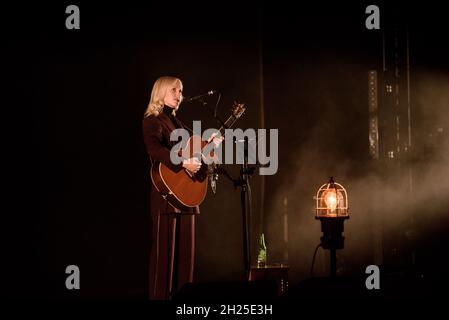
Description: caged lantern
315,177,349,277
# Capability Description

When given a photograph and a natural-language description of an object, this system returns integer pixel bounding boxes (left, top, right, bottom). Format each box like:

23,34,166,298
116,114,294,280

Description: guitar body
150,135,209,211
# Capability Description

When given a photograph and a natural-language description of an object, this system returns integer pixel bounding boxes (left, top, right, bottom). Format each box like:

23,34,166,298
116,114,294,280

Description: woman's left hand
210,132,224,148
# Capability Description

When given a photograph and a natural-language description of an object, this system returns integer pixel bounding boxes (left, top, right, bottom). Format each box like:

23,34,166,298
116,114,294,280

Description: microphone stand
194,96,255,280
192,94,229,130
239,136,256,280
213,138,256,281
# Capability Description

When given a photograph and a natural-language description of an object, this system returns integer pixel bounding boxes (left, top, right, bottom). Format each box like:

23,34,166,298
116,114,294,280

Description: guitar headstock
230,102,246,119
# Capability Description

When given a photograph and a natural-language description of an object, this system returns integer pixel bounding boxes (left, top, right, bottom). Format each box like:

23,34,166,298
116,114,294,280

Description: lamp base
316,217,349,277
316,216,349,250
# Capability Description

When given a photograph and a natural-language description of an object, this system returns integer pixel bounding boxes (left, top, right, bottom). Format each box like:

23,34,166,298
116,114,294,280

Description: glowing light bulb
324,190,338,212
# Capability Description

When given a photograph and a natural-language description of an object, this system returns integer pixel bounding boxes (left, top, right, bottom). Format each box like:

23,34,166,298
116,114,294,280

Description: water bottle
257,233,267,267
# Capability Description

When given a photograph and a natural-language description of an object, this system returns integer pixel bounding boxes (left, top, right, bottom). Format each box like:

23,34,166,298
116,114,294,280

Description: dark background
4,1,449,300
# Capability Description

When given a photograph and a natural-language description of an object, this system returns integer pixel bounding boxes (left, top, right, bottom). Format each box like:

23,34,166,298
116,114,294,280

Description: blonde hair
144,76,183,118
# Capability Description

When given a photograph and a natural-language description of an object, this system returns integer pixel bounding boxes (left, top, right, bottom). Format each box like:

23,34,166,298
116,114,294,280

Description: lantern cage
315,178,349,219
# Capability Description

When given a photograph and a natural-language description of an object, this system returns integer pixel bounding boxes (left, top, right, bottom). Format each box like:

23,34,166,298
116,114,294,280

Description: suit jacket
143,111,199,214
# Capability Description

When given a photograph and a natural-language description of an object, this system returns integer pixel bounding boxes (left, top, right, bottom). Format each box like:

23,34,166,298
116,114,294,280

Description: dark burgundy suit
143,106,199,300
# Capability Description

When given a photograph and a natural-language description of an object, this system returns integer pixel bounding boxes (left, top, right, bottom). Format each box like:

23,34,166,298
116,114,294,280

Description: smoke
265,70,449,285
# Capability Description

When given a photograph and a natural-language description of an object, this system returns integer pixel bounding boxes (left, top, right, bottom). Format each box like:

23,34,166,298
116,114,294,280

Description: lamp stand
317,216,349,277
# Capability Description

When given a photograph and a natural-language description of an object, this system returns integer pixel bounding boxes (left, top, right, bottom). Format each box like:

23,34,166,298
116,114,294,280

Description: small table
248,264,289,296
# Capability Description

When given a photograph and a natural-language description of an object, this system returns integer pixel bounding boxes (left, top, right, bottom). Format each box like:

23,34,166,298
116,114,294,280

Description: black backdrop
5,1,449,300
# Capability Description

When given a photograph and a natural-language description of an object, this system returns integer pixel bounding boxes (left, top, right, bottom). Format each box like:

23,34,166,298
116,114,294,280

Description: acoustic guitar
150,102,246,210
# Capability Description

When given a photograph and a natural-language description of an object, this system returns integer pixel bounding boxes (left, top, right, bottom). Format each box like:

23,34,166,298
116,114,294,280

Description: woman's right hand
182,157,201,173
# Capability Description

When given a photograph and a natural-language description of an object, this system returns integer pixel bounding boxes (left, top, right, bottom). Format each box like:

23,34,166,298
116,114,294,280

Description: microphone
183,90,217,103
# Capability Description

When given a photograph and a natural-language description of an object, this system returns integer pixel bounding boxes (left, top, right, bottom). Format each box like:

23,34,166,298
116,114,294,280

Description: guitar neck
206,103,245,143
217,115,238,137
